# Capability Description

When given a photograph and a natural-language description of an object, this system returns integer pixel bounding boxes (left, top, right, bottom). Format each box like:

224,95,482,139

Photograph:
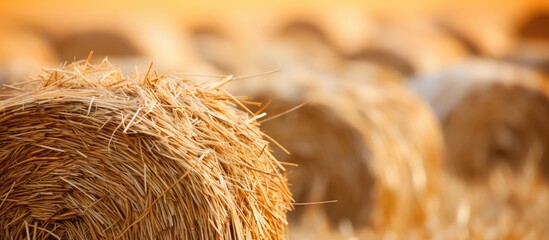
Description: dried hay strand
0,59,292,239
229,69,443,232
411,60,549,179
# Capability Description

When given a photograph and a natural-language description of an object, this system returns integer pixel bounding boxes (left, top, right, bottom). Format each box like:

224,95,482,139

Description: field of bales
1,0,549,239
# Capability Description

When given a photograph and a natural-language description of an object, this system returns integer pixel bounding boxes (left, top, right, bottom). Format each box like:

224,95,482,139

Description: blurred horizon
2,0,548,19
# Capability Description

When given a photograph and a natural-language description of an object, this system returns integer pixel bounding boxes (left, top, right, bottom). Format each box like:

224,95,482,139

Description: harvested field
2,0,549,239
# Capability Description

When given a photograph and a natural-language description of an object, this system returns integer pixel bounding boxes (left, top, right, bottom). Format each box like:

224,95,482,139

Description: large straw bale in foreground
0,60,292,239
411,60,549,179
230,68,443,232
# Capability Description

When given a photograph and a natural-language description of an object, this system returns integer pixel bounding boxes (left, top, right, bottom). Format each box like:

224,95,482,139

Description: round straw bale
186,25,254,75
0,59,292,239
445,84,549,179
518,11,549,39
411,60,549,179
249,18,342,72
505,40,549,75
348,48,416,77
228,67,443,231
433,10,516,57
189,27,236,73
54,30,142,62
346,16,469,76
505,10,549,74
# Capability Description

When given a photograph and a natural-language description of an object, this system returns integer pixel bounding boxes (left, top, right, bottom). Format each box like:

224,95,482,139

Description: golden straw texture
0,59,292,239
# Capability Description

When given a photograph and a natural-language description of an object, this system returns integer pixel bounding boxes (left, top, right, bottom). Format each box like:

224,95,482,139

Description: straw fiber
0,59,292,239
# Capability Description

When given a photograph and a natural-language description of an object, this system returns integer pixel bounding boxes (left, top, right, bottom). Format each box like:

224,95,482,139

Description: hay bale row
4,3,547,78
411,60,549,179
228,66,443,232
0,59,292,239
4,6,548,82
0,8,481,80
436,8,549,74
